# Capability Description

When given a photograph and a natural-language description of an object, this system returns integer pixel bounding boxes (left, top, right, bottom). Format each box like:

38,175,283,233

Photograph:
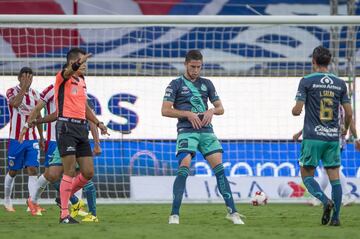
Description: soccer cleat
168,215,179,224
342,193,355,206
78,208,89,217
329,219,341,226
4,205,15,212
26,198,42,216
82,214,99,222
321,200,334,225
59,215,79,224
226,212,245,225
70,199,86,218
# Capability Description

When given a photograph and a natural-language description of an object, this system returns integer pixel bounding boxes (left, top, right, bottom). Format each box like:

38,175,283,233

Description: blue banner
93,140,360,177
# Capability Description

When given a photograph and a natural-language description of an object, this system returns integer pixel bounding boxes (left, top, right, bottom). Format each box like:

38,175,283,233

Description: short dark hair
66,47,86,64
312,46,331,67
18,66,33,78
185,50,203,62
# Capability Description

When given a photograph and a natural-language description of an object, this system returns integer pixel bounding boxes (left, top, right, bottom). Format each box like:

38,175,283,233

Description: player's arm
62,53,92,79
292,101,304,116
293,129,303,141
18,100,46,143
85,103,109,135
36,114,45,151
201,100,224,126
161,101,202,129
349,119,357,139
39,111,58,123
8,73,32,108
89,121,102,156
342,103,352,134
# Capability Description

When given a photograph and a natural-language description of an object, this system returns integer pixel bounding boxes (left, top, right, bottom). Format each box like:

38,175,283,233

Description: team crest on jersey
320,76,334,85
9,160,14,167
200,84,207,91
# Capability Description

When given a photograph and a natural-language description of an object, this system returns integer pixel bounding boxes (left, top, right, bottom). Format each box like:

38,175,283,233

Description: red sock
71,173,89,196
60,175,73,219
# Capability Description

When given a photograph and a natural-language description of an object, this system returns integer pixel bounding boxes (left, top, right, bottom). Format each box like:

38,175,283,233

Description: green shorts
299,139,341,168
176,132,223,157
48,147,62,166
48,147,80,170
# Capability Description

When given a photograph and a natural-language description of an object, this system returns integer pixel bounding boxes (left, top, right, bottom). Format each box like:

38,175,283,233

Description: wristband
71,60,81,71
24,122,29,128
96,121,103,127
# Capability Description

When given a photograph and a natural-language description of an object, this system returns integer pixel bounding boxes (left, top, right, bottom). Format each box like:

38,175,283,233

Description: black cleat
55,197,61,208
59,215,79,224
321,200,334,225
329,219,341,226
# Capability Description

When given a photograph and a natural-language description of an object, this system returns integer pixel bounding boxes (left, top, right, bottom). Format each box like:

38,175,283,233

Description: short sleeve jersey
163,75,220,133
54,71,87,120
295,72,350,141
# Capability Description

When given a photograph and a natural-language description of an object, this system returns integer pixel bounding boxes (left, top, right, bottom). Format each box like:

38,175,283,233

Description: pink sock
60,175,73,219
71,173,89,196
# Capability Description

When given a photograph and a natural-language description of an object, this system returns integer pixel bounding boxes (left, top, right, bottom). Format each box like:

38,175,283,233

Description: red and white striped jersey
6,85,40,140
40,84,56,142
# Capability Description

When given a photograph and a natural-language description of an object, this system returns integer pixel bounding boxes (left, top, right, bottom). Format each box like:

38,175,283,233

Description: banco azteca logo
320,76,334,85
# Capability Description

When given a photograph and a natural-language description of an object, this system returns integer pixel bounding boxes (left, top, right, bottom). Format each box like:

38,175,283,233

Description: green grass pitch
0,203,359,239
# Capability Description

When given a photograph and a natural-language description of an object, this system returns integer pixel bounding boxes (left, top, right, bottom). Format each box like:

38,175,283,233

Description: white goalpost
0,15,359,204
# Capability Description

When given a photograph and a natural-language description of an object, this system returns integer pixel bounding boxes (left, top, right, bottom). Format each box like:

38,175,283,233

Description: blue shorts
44,140,57,168
7,139,39,171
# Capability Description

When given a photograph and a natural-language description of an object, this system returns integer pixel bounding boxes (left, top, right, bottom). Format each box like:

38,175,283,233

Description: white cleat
342,193,356,206
226,212,245,225
168,215,179,224
308,197,321,206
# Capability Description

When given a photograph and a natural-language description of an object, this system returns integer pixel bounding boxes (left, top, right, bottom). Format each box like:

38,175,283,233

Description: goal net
0,16,359,203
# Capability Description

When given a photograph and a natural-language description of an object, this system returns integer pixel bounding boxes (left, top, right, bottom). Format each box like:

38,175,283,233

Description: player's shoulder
168,76,183,87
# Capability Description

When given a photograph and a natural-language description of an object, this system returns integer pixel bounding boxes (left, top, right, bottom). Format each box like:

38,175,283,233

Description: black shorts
56,120,92,158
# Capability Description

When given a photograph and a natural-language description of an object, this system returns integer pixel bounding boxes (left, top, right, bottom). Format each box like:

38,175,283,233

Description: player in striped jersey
3,67,44,212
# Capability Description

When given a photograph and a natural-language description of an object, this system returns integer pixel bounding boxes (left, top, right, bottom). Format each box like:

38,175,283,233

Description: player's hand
18,126,28,143
38,137,45,151
79,53,92,64
355,140,360,151
21,73,33,91
201,109,214,127
98,122,110,136
93,143,102,156
293,132,301,141
186,112,202,129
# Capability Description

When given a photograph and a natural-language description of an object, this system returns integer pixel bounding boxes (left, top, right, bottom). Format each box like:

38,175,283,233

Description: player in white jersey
4,67,44,212
293,106,358,206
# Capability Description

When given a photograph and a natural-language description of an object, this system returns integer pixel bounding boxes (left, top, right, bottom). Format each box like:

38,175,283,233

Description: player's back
298,72,349,141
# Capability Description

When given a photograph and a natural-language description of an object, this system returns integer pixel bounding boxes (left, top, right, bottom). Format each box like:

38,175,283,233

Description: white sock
33,174,49,204
28,176,38,200
74,188,83,199
4,173,15,206
318,167,329,191
339,170,349,195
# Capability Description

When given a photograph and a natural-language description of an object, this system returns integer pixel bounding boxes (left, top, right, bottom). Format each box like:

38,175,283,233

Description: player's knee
82,169,94,180
8,170,17,177
177,152,191,166
27,167,38,176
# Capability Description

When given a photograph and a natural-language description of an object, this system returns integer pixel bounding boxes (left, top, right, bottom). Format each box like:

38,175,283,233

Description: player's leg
24,140,41,215
308,167,328,206
340,169,355,206
299,139,333,225
323,141,342,226
31,141,58,213
82,180,98,222
169,132,197,224
4,139,25,211
201,133,244,225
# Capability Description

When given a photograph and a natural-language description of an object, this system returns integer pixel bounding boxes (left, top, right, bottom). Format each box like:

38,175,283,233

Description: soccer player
55,47,107,224
292,46,352,226
4,67,44,212
19,84,88,217
293,107,358,206
162,50,244,225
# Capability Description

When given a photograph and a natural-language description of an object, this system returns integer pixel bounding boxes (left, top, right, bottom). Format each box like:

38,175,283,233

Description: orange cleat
4,205,16,212
26,198,42,216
